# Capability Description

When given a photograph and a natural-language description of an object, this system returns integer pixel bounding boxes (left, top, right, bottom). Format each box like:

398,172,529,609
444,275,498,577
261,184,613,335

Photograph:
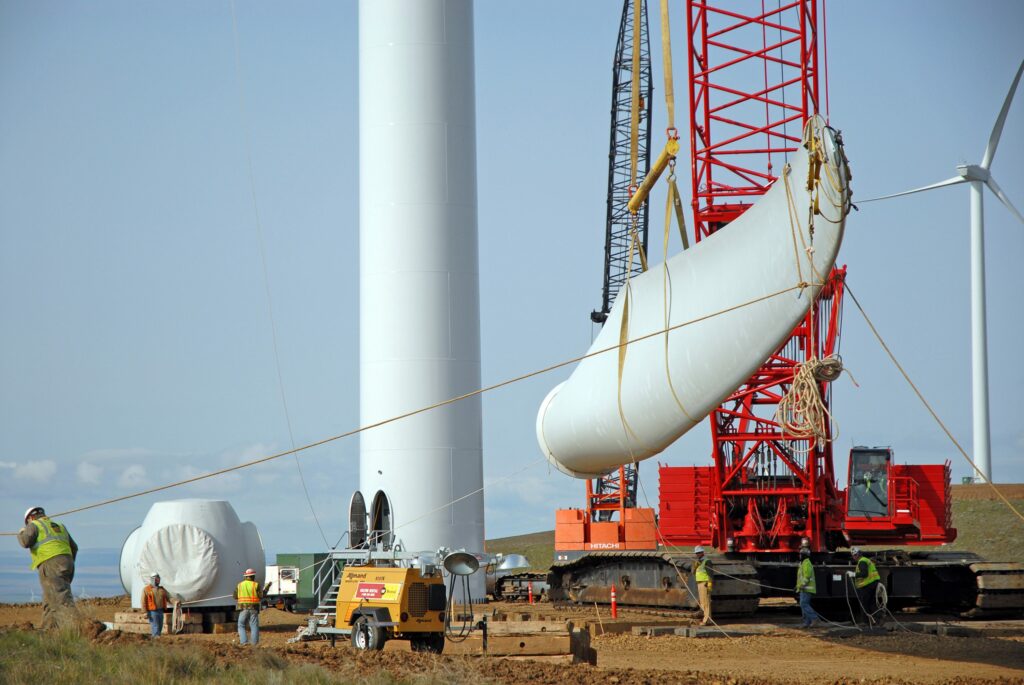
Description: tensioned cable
845,284,1024,524
228,0,330,548
0,283,811,536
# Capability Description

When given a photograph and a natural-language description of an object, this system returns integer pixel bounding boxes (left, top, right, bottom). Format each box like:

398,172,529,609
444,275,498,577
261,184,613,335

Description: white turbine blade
858,176,965,203
986,176,1024,225
981,59,1024,170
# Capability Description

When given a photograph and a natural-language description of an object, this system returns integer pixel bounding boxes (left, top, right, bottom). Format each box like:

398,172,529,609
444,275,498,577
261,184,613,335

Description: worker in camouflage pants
18,506,79,629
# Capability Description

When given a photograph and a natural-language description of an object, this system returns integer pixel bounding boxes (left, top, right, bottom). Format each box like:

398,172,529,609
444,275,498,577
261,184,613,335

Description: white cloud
77,462,103,485
0,460,15,469
14,460,57,482
172,464,244,495
117,465,148,489
80,447,162,463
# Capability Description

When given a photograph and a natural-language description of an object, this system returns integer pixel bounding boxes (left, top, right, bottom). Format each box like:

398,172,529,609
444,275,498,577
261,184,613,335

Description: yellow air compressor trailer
335,565,447,652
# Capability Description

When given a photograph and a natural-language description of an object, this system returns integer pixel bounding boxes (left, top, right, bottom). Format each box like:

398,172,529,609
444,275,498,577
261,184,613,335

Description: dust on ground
2,598,1022,684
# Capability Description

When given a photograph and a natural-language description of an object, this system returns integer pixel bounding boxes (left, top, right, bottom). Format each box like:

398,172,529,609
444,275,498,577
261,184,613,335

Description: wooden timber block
484,634,572,656
167,613,202,626
498,654,575,664
202,612,227,625
583,620,648,635
114,612,149,624
484,621,570,635
212,623,236,634
632,625,678,637
113,623,153,634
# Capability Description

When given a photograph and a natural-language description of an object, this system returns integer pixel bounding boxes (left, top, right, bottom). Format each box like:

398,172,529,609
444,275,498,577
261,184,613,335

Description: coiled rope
774,354,857,449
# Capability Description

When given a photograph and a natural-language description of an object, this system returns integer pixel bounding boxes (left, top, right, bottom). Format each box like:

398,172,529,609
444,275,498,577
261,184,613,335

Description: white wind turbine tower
862,59,1024,484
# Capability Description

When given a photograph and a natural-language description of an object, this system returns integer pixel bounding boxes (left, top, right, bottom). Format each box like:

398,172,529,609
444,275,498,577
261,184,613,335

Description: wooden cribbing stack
440,612,596,664
112,609,238,635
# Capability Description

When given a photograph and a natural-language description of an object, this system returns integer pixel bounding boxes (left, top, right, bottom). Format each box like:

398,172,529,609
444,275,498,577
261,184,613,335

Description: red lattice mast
685,0,845,553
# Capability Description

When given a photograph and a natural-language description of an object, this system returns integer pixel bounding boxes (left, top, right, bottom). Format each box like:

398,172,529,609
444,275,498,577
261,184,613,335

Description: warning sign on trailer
354,582,403,601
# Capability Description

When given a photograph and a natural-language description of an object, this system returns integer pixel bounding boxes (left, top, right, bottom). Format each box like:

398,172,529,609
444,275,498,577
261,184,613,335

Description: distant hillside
485,484,1024,570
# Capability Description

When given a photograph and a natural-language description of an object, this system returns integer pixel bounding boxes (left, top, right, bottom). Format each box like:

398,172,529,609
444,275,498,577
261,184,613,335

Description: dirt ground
2,598,1022,684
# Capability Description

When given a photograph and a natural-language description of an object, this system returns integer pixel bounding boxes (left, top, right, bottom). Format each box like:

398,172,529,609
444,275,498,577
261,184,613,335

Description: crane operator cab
847,447,891,519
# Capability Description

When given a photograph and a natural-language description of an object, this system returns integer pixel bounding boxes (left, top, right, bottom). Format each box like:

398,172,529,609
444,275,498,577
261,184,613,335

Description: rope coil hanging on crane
774,118,855,451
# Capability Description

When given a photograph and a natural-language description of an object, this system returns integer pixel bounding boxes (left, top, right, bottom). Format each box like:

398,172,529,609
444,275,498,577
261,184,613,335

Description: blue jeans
148,610,164,637
237,607,260,645
799,591,819,626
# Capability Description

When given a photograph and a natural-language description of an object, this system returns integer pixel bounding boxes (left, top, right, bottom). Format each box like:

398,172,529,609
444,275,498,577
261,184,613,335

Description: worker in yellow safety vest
17,506,79,629
795,547,820,628
234,568,262,645
694,546,713,626
848,547,881,625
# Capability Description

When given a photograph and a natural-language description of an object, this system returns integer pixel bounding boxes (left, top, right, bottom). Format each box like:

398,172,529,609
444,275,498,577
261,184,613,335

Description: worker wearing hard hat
234,568,262,645
847,547,881,625
17,506,79,629
694,546,713,626
795,547,820,628
144,573,171,638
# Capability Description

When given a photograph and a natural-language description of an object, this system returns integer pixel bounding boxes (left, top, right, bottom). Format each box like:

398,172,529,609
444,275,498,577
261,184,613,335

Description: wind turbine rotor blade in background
986,176,1024,225
981,59,1024,170
858,176,966,203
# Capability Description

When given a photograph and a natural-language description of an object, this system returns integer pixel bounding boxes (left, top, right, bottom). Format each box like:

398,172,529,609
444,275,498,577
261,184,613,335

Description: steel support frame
588,0,653,532
593,0,654,324
685,0,835,553
712,269,845,553
687,0,819,240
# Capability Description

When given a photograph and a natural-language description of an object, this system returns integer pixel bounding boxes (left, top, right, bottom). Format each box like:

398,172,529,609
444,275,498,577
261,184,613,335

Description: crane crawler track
967,562,1024,617
548,552,760,616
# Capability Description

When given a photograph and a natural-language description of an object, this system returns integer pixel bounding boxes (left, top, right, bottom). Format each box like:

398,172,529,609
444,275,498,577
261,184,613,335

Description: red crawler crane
656,0,955,556
550,2,1024,619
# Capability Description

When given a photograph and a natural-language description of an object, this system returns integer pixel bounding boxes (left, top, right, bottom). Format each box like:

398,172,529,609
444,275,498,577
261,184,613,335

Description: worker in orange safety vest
144,572,171,637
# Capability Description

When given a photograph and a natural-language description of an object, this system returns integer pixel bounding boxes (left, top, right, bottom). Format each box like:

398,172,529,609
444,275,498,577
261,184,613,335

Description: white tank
538,118,851,478
119,499,265,609
358,0,485,599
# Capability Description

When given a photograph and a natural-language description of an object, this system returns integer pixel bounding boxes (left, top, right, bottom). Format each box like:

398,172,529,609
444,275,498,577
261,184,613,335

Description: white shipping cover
136,523,218,601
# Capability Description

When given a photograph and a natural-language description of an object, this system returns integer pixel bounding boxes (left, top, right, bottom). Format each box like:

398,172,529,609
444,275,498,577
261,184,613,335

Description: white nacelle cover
136,523,218,602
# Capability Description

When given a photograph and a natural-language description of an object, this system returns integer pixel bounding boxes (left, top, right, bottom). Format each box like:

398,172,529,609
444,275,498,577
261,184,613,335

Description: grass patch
0,629,473,685
485,530,554,572
913,498,1024,563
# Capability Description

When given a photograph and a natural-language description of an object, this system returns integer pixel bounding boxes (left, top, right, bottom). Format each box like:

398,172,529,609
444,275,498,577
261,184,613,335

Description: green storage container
275,553,335,612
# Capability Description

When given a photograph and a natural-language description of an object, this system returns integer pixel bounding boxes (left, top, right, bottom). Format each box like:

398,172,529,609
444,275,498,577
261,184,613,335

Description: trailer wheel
410,632,445,654
351,617,385,651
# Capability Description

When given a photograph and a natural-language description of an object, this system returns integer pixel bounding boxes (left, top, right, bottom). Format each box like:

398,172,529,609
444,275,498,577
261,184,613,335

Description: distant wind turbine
860,59,1024,484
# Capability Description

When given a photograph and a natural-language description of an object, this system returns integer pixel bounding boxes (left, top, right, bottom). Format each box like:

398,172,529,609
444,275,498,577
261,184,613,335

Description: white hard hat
694,546,705,554
23,507,44,524
150,572,160,578
850,547,861,556
244,568,256,576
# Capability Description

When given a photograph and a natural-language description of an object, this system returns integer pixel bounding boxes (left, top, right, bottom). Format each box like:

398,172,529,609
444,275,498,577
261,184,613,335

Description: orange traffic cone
528,582,534,605
610,583,618,619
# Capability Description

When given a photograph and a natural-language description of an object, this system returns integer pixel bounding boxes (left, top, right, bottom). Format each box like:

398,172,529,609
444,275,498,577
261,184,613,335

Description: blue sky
1,1,1022,563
